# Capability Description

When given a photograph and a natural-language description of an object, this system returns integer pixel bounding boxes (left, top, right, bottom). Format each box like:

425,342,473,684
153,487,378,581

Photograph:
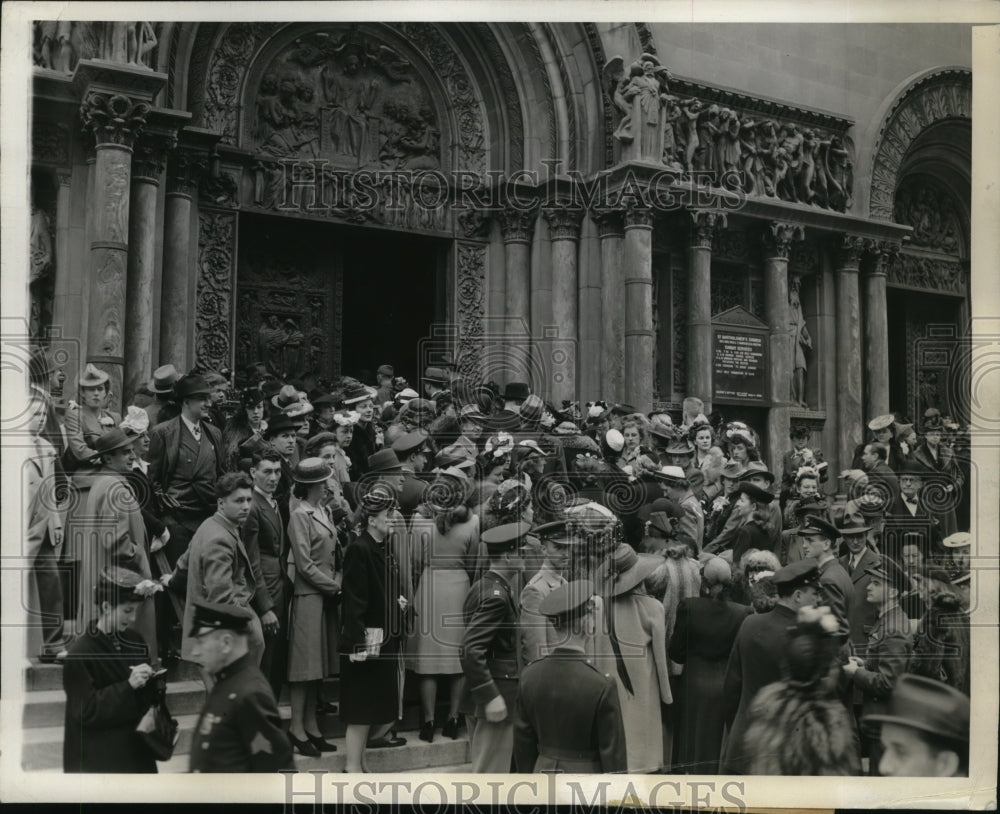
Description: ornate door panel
235,225,342,382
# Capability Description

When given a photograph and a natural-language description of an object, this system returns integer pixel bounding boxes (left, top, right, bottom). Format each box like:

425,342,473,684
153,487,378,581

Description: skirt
339,641,403,726
406,568,469,675
287,593,339,682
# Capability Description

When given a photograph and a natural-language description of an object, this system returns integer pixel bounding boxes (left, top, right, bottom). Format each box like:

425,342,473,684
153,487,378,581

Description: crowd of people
23,349,973,776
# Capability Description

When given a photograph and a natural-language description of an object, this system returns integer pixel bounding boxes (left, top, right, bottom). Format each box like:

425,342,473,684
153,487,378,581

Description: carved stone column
124,128,176,402
159,132,213,369
80,90,151,412
762,222,804,471
687,211,726,414
862,240,898,419
543,205,584,403
623,204,655,412
592,206,625,402
835,235,866,472
499,207,537,385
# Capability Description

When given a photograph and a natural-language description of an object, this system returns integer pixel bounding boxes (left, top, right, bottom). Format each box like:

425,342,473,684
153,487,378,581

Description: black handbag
136,697,179,761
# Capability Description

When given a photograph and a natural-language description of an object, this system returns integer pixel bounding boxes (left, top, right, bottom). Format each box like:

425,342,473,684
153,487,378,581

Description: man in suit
798,515,855,638
513,580,627,773
860,442,901,516
392,430,430,520
342,384,378,477
242,450,289,697
170,472,268,686
884,460,941,559
721,559,822,773
842,556,914,775
460,522,529,773
838,521,881,646
256,413,302,532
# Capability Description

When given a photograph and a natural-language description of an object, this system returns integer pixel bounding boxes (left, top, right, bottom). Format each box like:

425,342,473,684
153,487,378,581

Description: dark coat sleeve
722,632,744,726
512,683,538,773
242,506,275,616
63,655,145,730
461,592,510,707
235,687,294,771
667,599,691,664
340,541,370,650
597,674,628,773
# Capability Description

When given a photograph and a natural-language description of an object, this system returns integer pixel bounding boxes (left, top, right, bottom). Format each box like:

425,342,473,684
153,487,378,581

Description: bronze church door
235,214,342,386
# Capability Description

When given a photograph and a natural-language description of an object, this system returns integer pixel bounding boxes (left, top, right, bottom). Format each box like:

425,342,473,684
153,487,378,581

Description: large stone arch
868,67,971,221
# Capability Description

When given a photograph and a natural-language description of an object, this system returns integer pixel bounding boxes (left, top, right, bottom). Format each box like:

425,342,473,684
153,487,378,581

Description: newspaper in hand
364,627,384,657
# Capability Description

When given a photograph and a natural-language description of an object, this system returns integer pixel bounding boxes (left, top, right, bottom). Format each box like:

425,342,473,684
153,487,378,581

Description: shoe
289,733,321,757
367,733,407,748
305,733,337,752
418,721,435,742
316,699,338,715
442,716,460,739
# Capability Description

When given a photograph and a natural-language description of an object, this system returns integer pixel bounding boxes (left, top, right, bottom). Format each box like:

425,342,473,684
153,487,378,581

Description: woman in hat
406,469,479,742
690,422,725,501
724,429,761,467
912,416,963,539
304,425,354,521
669,556,749,773
728,481,775,566
63,363,121,471
119,407,169,556
340,483,410,772
852,414,904,472
286,458,342,756
470,433,514,512
222,387,267,471
909,570,970,696
616,416,657,475
62,565,164,773
598,543,673,773
743,607,861,775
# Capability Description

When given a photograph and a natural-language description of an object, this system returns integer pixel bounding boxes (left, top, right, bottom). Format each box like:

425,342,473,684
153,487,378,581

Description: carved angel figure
604,53,669,163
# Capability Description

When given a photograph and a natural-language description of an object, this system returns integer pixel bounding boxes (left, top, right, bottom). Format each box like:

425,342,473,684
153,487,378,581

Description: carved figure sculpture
605,53,669,163
30,207,53,283
321,54,380,160
789,276,811,408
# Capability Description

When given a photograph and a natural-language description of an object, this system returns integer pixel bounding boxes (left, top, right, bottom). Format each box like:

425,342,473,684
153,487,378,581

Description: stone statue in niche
30,207,53,282
604,53,670,163
33,21,103,72
250,29,441,175
95,22,156,67
819,135,853,212
789,275,811,408
660,96,683,170
714,107,742,184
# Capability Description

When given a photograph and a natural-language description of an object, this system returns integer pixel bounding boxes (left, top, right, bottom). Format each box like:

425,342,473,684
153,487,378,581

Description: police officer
513,580,627,773
392,430,430,520
518,520,572,667
798,514,855,638
188,600,294,773
459,522,529,773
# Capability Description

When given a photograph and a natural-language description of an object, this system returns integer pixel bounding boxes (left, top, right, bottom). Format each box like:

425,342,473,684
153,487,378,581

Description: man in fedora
842,556,914,775
863,673,968,777
721,559,823,774
422,366,450,403
653,465,704,555
798,515,855,638
839,519,881,645
460,522,530,773
502,382,530,412
513,580,627,774
256,413,303,530
142,364,180,428
517,521,571,667
341,383,378,477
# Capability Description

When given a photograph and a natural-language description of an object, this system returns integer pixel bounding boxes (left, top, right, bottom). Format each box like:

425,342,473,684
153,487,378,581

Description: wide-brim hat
651,464,688,484
147,364,179,394
263,413,303,437
311,392,337,408
610,402,637,417
293,457,333,484
395,387,419,403
838,522,873,535
608,544,662,596
648,424,676,444
174,374,212,400
868,413,896,432
97,565,150,602
720,461,748,480
554,420,581,435
376,364,395,378
898,459,930,477
304,432,340,455
665,441,695,456
502,382,530,402
733,480,774,504
519,394,545,422
646,511,674,537
341,384,375,405
119,405,150,436
862,673,969,742
78,363,110,389
423,366,450,386
943,532,971,548
367,449,404,474
743,461,776,484
93,428,137,455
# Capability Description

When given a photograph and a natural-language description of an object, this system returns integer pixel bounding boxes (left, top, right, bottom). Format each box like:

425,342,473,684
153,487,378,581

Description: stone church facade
29,21,971,472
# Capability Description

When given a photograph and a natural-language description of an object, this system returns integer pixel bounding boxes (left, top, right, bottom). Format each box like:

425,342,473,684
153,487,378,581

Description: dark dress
732,520,772,564
339,530,406,725
668,596,750,773
62,623,159,773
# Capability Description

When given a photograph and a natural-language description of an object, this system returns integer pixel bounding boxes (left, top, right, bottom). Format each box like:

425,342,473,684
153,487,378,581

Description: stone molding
761,221,805,260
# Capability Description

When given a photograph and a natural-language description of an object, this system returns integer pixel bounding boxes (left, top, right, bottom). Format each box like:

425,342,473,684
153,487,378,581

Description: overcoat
459,570,520,718
839,547,881,646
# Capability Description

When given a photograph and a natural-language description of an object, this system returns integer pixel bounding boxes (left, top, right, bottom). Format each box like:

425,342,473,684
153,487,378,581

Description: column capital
590,205,625,239
861,239,902,277
834,234,867,269
624,203,654,230
166,145,210,197
498,206,538,245
690,209,727,248
55,167,73,187
80,91,151,149
542,204,585,241
761,221,805,260
132,129,178,182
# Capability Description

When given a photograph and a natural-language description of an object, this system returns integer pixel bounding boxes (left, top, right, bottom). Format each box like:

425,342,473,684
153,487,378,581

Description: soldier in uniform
187,600,294,773
513,579,627,773
392,429,430,520
798,515,855,638
459,521,529,773
517,520,572,668
842,556,914,775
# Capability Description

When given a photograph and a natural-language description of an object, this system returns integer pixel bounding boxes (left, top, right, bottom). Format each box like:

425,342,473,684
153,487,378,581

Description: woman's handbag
136,697,179,761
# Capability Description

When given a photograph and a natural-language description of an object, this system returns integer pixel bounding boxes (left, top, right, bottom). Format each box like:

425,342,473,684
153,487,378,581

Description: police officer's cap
531,519,575,545
864,555,910,590
480,521,532,555
392,430,429,457
771,559,820,595
538,579,595,622
189,600,254,637
798,515,841,542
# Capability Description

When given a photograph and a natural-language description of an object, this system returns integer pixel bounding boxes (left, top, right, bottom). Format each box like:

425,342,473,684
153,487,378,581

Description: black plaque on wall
712,306,769,404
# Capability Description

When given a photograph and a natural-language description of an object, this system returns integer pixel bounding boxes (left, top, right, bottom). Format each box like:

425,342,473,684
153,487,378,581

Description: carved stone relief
887,253,966,295
455,241,487,380
33,21,158,71
671,266,687,394
892,176,963,255
196,212,236,374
